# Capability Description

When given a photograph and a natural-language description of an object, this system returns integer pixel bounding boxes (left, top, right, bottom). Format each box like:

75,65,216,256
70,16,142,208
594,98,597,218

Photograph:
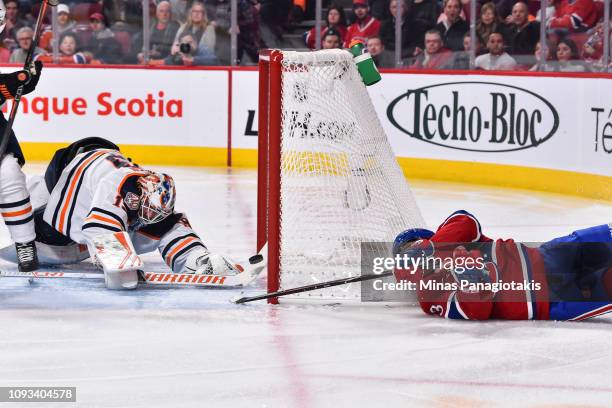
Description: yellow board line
21,143,611,201
20,142,228,167
231,148,611,201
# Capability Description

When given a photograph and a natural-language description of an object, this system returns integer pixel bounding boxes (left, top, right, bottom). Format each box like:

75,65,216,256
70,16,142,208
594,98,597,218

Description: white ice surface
1,164,611,408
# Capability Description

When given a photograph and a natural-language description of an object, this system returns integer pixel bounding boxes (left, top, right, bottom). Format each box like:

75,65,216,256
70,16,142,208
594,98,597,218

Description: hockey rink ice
1,164,611,408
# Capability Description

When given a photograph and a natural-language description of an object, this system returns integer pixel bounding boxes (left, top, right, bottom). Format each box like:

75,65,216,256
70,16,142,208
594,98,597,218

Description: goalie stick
1,252,266,288
232,270,395,304
0,0,59,160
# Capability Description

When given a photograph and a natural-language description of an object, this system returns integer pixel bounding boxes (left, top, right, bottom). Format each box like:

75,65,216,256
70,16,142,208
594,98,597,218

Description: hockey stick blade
232,270,395,304
138,270,256,288
0,270,103,280
237,252,266,286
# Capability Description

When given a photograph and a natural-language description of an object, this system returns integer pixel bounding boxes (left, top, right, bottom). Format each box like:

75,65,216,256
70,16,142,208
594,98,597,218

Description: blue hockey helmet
393,228,434,255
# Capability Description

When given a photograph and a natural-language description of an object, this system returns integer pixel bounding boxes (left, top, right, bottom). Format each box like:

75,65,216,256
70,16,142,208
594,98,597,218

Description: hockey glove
25,60,43,93
0,61,43,100
184,249,240,276
450,246,499,292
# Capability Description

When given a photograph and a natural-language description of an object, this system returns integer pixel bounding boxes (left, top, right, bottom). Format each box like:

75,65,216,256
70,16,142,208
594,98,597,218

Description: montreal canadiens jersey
413,211,550,320
42,149,206,272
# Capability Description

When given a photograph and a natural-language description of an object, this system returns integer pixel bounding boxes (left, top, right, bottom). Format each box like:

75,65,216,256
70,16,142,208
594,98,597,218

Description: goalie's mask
137,172,176,225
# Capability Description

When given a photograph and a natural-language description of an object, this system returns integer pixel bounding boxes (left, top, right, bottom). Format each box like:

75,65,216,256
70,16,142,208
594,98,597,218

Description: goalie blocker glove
0,61,43,102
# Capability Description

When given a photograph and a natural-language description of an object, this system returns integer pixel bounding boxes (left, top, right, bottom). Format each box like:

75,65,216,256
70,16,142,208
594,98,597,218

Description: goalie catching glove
184,248,243,276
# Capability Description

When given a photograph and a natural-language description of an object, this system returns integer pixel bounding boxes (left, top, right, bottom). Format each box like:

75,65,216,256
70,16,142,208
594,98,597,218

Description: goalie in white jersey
1,138,235,287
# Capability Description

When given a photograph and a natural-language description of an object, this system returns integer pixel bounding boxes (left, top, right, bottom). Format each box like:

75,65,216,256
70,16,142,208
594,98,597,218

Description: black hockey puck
249,254,264,264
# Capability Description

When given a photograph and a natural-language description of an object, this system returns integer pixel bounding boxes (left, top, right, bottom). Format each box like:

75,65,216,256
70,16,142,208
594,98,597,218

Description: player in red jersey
394,211,612,321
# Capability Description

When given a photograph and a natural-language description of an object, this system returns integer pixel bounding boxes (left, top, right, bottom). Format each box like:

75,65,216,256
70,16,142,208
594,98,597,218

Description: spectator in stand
259,0,292,48
367,35,394,67
435,0,469,51
475,31,517,70
505,1,540,65
174,1,216,54
10,27,45,62
476,2,505,46
370,0,391,21
321,27,342,49
103,0,144,30
460,0,515,22
169,0,190,24
583,21,612,71
136,1,180,62
408,0,442,58
204,0,232,65
205,0,229,24
2,0,30,51
451,31,483,69
344,0,381,47
547,0,599,33
528,40,554,71
84,12,123,64
237,0,265,64
408,0,439,34
36,32,90,64
410,29,453,69
379,0,424,58
290,0,306,22
551,38,589,71
491,0,515,20
0,43,10,62
535,0,556,25
304,4,347,49
39,4,76,52
164,32,218,65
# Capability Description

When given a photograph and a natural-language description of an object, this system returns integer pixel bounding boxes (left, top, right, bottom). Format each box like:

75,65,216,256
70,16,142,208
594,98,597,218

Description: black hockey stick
232,270,395,304
0,0,59,160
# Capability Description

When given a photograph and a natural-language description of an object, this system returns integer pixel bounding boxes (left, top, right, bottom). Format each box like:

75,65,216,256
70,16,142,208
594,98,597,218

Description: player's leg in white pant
0,154,39,271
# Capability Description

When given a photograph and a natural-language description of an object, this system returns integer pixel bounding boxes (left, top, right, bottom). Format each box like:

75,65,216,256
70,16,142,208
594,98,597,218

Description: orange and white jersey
43,149,146,243
42,149,207,273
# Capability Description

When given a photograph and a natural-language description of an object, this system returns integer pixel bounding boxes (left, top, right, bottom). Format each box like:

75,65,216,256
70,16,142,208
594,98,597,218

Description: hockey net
258,49,425,303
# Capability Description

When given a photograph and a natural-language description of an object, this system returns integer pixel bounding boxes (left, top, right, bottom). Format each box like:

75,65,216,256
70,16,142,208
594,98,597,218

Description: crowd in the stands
3,0,609,71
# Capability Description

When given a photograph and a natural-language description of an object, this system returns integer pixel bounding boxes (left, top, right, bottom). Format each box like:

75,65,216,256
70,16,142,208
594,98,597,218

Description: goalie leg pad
104,269,138,290
89,232,143,290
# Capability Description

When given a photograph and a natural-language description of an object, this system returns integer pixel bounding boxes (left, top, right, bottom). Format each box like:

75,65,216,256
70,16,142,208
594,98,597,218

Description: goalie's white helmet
137,172,176,225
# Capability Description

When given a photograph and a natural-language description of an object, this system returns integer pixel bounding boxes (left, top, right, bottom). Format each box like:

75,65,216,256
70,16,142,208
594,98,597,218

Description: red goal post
258,49,283,303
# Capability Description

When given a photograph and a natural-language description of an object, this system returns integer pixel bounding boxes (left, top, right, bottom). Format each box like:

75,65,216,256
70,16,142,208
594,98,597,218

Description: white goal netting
274,49,425,300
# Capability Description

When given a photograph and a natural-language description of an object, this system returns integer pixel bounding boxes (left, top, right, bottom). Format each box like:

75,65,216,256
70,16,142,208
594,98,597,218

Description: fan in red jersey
394,211,612,321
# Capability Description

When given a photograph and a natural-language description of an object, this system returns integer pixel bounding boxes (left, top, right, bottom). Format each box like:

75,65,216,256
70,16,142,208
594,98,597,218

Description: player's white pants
0,154,35,243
